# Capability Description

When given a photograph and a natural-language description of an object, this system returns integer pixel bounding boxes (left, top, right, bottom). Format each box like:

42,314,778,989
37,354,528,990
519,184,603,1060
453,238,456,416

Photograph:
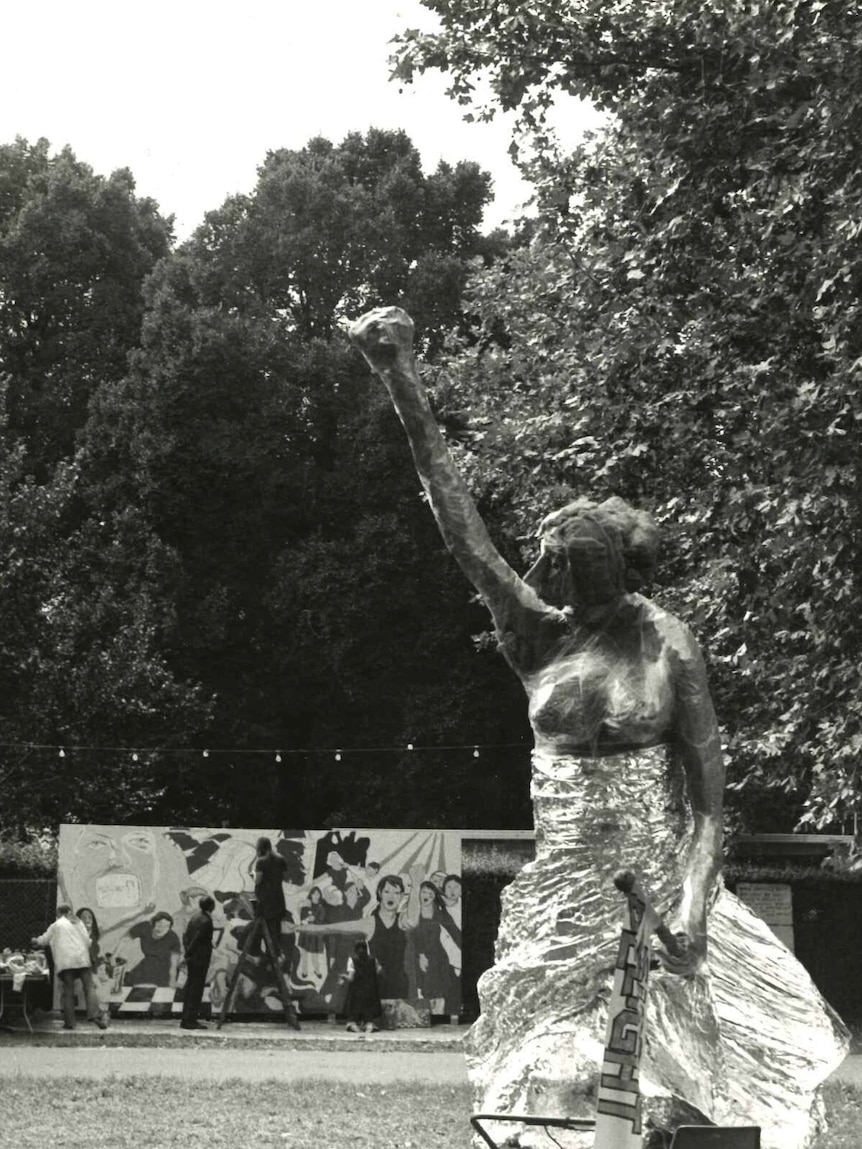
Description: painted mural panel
57,825,462,1024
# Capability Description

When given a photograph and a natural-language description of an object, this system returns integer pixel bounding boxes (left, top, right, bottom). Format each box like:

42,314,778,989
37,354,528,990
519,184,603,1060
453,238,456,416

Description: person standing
343,940,382,1034
253,836,289,955
33,905,108,1031
75,907,101,971
180,895,215,1030
252,836,300,1030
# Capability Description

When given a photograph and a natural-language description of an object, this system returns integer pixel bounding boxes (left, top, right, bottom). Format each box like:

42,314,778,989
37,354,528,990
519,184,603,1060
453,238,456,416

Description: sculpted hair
525,495,659,606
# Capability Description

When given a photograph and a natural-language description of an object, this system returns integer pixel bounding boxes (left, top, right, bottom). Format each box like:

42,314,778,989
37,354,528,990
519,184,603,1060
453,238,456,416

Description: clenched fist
348,306,415,375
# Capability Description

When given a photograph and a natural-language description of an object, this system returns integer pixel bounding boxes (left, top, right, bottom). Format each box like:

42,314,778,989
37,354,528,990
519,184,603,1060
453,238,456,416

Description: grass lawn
2,1077,860,1148
2,1078,474,1149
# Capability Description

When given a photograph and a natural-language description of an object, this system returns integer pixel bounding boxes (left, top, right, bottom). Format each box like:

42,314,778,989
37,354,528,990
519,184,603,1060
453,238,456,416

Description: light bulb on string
202,749,209,758
58,748,65,759
473,746,480,758
275,752,282,763
334,749,342,762
407,743,414,751
132,752,139,762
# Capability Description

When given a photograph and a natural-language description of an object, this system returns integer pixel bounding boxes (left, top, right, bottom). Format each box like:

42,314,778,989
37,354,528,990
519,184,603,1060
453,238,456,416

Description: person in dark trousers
33,906,108,1030
343,940,382,1034
253,836,289,956
180,895,215,1030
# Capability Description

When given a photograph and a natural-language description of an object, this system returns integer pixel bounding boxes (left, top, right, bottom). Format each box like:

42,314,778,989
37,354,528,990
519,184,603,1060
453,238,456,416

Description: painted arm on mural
349,307,557,669
400,868,422,930
98,905,157,943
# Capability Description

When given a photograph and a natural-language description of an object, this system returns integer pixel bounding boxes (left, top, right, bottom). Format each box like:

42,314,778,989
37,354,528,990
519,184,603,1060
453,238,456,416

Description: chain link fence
0,878,57,951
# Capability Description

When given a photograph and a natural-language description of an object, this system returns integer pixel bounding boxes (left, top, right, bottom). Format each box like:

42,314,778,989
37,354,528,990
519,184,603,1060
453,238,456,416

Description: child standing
343,940,382,1034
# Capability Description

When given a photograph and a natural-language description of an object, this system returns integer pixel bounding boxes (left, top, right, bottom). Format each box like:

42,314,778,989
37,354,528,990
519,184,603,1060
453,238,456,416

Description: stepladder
216,910,300,1030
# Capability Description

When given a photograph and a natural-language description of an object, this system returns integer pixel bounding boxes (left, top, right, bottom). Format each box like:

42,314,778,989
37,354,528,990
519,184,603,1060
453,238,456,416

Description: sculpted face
526,497,655,611
530,519,625,610
564,531,622,606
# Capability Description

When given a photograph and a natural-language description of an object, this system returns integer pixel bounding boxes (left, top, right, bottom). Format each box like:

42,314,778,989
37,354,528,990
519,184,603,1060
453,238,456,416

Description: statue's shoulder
634,595,701,656
497,601,568,675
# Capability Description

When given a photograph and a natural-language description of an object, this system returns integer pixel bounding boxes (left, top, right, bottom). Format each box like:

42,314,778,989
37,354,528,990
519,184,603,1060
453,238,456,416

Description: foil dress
465,744,849,1149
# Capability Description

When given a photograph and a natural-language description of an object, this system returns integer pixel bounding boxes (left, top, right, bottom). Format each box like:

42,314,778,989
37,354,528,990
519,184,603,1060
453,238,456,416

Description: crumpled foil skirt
466,748,849,1149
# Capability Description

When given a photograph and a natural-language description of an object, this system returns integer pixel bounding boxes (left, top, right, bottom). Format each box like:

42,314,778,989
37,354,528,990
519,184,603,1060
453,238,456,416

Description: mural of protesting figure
58,825,461,1025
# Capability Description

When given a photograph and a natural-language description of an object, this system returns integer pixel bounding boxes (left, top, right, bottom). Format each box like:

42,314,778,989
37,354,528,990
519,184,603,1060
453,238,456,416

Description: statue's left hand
656,929,707,977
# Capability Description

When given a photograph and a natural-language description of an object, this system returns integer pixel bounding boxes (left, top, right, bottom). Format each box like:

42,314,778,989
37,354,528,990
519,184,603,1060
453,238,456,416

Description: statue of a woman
349,307,847,1148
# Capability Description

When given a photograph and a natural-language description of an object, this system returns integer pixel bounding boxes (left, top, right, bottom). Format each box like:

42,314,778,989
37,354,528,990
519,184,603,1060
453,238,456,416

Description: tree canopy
0,137,172,479
65,128,528,832
394,0,862,831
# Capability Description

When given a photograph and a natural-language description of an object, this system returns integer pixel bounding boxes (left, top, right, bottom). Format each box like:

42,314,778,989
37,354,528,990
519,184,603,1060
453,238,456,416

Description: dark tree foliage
394,0,862,831
76,129,529,831
184,128,505,347
0,137,172,479
0,140,206,832
0,382,209,831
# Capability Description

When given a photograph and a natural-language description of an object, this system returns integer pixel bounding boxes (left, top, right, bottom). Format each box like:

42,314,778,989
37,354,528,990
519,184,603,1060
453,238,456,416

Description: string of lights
0,740,531,761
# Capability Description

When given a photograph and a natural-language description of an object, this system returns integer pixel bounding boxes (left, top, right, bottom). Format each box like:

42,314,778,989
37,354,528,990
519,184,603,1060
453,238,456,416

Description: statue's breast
525,650,675,746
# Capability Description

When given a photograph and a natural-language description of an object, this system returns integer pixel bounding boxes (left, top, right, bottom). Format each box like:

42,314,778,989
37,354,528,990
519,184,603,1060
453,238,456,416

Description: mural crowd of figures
57,825,462,1026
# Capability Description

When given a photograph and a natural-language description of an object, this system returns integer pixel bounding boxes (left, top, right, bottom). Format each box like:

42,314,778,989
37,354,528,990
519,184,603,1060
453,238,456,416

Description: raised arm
290,918,373,939
348,307,552,650
100,903,156,941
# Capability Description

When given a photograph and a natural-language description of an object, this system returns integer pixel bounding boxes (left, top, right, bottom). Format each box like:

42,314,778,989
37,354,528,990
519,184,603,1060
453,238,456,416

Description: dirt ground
0,1016,470,1083
0,1044,469,1084
1,1014,858,1091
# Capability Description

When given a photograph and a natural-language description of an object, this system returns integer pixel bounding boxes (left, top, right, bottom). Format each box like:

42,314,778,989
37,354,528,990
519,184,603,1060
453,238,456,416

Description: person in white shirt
33,905,109,1030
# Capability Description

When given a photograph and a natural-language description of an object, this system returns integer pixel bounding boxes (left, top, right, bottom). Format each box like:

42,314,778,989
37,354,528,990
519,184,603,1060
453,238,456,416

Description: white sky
1,0,601,241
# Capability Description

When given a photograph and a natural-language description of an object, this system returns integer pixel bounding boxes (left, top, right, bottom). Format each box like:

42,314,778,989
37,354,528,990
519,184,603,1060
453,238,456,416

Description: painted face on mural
73,826,160,911
179,886,208,908
151,915,173,939
378,877,404,914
